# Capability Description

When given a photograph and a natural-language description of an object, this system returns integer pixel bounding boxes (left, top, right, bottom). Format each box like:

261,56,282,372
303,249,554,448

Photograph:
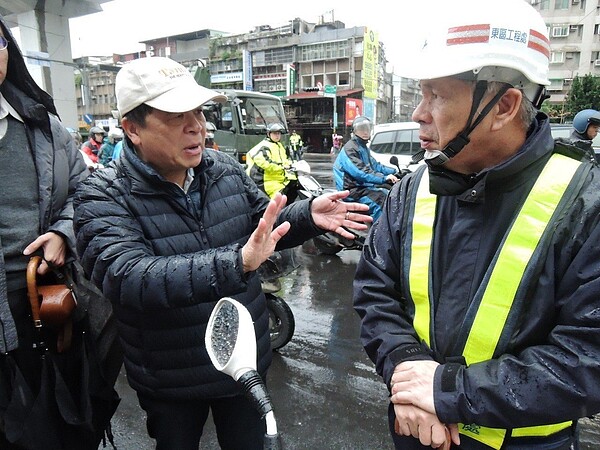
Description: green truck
202,89,288,165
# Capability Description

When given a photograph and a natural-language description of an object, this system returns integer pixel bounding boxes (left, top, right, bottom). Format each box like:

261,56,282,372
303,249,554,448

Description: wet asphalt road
107,153,600,449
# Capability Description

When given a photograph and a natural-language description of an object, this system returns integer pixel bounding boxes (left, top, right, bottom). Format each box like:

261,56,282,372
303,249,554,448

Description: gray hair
487,81,537,128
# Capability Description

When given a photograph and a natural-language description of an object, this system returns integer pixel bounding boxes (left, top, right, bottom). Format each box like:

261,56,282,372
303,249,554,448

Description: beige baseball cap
116,57,226,116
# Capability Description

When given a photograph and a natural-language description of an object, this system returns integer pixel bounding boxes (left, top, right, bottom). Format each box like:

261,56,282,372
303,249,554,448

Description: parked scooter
251,162,314,351
206,297,282,449
258,249,296,350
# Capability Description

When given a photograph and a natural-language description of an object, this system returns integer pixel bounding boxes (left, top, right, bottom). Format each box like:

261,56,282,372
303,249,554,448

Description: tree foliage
541,103,568,123
564,75,600,121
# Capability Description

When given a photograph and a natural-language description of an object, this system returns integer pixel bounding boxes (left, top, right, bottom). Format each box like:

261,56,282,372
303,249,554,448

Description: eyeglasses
0,37,8,51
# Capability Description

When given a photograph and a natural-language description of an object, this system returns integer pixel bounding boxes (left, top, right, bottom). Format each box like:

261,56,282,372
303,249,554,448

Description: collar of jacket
0,80,51,137
120,141,217,195
427,113,555,197
354,135,369,147
570,129,591,143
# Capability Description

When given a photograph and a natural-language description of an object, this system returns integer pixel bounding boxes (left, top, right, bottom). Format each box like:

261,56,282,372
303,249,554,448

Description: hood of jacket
0,15,57,119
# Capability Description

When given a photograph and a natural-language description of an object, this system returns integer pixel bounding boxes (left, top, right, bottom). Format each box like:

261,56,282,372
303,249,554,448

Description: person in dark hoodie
0,14,110,450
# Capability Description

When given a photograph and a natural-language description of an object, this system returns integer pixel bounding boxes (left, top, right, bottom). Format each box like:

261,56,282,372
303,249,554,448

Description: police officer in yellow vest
289,129,303,160
247,122,298,201
353,1,600,449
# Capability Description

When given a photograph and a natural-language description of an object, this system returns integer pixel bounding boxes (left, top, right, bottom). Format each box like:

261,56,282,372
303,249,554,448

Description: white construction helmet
401,0,550,104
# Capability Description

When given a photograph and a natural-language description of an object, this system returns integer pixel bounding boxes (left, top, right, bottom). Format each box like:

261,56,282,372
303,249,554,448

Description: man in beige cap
73,56,371,449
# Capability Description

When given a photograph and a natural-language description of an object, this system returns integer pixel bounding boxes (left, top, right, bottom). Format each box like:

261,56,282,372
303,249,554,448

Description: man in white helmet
354,1,600,449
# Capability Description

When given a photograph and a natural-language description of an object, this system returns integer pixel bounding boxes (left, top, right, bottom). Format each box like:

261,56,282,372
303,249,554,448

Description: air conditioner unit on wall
572,0,579,4
594,59,600,66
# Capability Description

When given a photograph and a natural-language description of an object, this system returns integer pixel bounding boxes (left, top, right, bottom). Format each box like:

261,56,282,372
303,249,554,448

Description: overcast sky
68,0,429,72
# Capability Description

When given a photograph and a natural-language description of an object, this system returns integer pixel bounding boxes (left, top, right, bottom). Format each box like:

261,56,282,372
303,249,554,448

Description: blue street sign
83,114,93,125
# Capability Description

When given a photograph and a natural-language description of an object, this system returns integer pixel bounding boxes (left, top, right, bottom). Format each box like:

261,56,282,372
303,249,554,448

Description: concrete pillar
14,10,78,128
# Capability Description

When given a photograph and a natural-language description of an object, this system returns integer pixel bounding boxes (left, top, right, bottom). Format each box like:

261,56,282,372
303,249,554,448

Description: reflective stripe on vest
408,154,580,449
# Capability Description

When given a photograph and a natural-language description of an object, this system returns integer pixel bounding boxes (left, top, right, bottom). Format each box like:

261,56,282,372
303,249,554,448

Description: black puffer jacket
74,145,320,400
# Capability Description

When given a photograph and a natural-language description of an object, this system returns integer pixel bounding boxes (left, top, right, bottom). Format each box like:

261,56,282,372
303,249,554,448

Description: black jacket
74,144,320,400
569,129,600,165
354,115,600,447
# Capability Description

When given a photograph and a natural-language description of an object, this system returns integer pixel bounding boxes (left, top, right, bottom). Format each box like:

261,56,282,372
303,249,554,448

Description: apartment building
74,56,121,130
531,0,600,104
93,15,400,150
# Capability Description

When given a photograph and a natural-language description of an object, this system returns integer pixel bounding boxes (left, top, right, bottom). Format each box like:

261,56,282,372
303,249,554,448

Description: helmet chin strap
426,81,511,167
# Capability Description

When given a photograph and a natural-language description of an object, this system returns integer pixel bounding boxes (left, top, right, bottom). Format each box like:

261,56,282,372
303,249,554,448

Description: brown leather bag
26,256,77,352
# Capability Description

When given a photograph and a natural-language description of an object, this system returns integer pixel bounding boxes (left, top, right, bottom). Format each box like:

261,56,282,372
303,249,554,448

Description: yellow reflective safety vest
246,139,295,198
289,132,303,149
407,154,583,449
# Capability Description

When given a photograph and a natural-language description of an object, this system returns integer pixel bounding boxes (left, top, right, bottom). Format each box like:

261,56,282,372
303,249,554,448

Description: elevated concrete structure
1,1,110,127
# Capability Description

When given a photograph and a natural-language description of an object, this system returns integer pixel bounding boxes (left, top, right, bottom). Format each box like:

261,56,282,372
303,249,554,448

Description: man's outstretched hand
310,190,372,240
242,193,291,273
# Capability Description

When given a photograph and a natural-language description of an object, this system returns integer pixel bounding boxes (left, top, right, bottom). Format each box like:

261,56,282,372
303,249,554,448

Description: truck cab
202,89,288,165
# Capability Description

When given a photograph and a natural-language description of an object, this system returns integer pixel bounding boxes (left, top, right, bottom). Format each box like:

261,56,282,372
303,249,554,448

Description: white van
369,122,423,169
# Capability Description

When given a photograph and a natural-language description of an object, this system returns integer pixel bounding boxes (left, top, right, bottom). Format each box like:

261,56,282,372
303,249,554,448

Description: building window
550,51,565,63
299,41,350,62
552,26,569,37
565,51,578,62
554,0,569,9
569,24,581,36
547,79,564,91
339,72,349,85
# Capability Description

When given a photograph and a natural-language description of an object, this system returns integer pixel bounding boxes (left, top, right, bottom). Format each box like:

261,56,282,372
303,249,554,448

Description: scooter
258,249,296,350
293,156,414,255
205,297,282,450
287,160,362,255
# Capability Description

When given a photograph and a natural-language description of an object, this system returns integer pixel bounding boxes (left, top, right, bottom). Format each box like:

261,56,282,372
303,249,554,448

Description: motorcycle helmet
352,116,372,139
397,0,551,165
573,109,600,134
89,126,105,135
108,128,123,144
266,123,286,135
